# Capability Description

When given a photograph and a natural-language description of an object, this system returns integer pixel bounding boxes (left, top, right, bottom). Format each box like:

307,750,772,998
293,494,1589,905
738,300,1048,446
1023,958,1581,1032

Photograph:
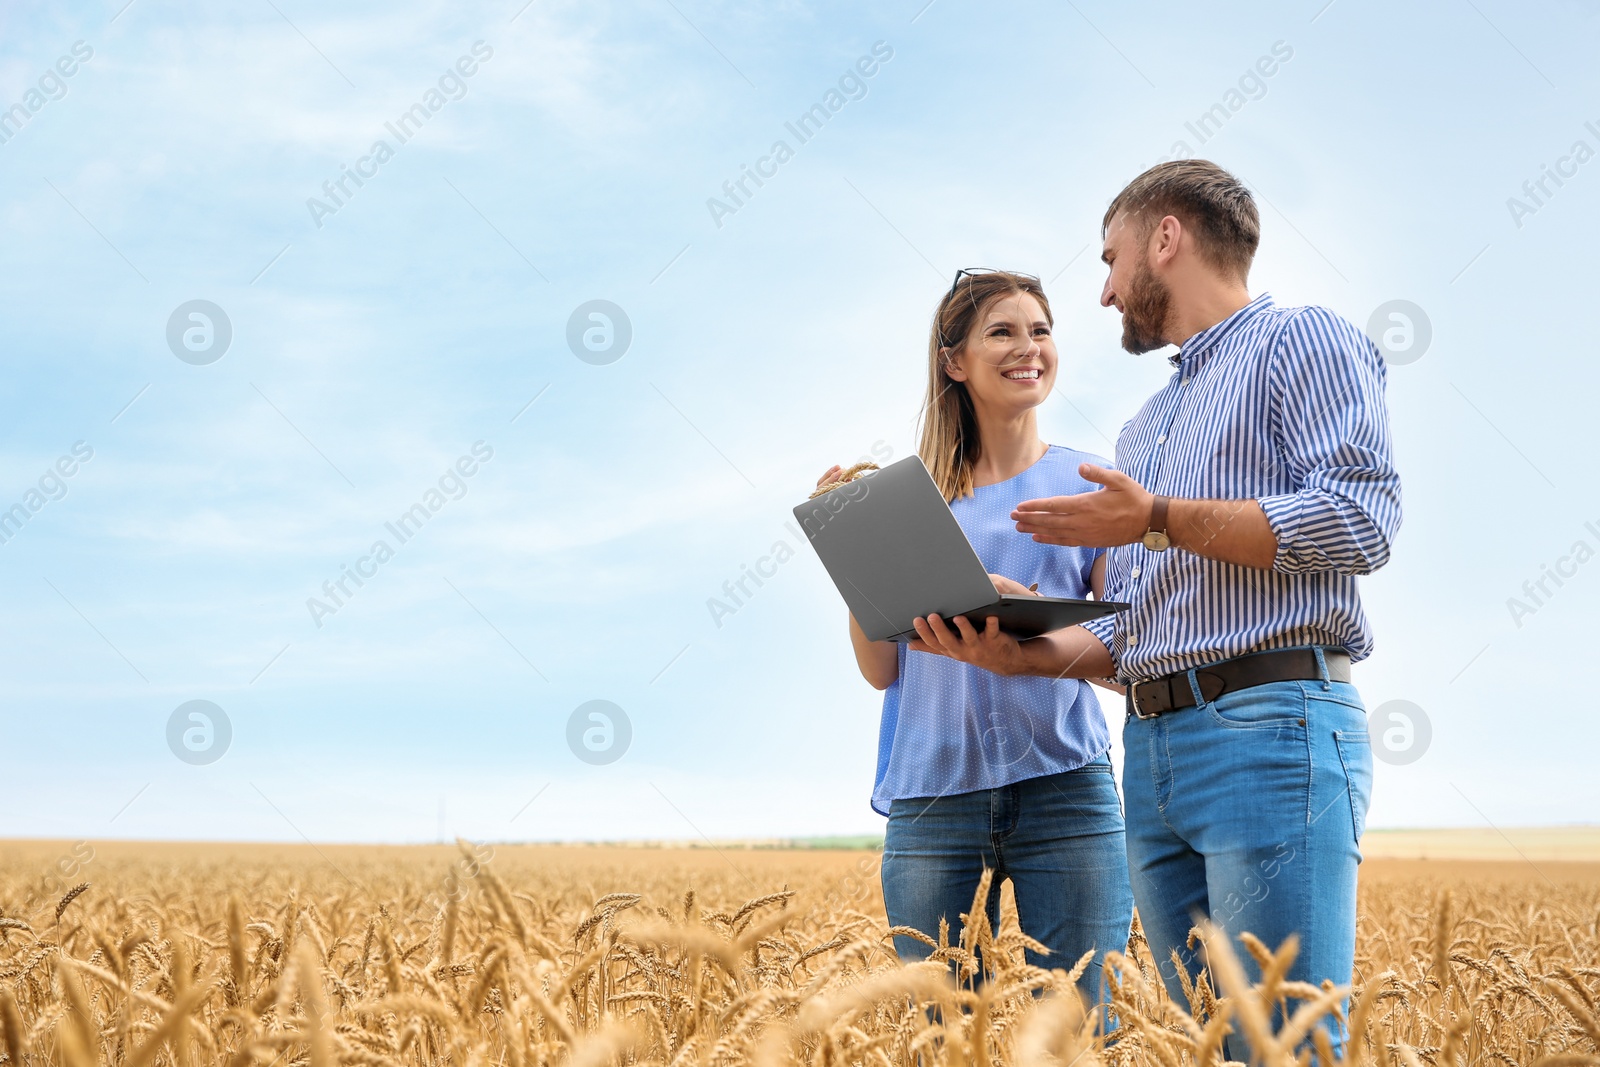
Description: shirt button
1127,635,1139,647
1157,434,1167,444
1130,566,1141,578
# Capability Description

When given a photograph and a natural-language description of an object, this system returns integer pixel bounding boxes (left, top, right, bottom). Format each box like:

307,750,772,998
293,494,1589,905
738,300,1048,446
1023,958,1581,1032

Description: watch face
1142,531,1171,552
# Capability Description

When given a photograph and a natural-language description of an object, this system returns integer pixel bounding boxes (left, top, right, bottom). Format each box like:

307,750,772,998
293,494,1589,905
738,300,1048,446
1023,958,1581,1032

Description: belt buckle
1129,679,1159,720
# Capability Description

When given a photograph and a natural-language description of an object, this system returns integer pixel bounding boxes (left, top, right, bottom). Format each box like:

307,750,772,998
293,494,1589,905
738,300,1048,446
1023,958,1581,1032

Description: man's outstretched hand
1012,463,1152,548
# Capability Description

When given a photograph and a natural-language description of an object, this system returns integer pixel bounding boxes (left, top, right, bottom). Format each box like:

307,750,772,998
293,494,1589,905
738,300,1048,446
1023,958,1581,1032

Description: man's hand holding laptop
896,573,1030,664
907,572,1120,689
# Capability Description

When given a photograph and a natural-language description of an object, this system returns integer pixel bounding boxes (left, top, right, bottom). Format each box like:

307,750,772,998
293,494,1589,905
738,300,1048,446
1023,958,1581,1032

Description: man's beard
1120,257,1171,354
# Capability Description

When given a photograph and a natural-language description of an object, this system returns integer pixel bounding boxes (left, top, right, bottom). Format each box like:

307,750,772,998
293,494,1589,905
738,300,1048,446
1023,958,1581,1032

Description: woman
817,270,1133,1005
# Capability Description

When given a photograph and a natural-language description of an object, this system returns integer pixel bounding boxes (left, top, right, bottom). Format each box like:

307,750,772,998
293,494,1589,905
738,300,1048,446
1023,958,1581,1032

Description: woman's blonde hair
917,270,1053,501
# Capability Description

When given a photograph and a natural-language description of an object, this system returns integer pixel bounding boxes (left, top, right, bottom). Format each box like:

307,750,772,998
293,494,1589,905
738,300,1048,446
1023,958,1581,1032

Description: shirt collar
1168,291,1275,369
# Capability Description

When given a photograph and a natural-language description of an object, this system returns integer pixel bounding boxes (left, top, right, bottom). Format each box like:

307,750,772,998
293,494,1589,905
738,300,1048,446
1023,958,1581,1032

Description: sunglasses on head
939,268,1043,346
947,267,1040,299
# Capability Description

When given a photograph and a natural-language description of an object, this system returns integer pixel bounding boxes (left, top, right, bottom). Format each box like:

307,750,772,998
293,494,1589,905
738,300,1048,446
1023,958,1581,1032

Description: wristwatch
1142,495,1171,552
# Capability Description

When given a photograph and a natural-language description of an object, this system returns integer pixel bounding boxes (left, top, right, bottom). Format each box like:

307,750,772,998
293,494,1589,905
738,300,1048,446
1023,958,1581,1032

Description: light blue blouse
872,445,1111,815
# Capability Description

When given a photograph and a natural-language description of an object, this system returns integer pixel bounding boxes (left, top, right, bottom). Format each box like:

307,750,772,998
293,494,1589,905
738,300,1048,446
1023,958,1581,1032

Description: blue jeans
1122,659,1373,1060
881,755,1135,1006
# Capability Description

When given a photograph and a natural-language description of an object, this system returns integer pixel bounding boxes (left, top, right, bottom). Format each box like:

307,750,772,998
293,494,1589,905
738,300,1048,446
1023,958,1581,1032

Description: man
909,159,1400,1056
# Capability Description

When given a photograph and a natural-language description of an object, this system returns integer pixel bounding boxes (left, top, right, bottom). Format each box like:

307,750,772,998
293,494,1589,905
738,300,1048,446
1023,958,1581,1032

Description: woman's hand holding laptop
988,573,1036,596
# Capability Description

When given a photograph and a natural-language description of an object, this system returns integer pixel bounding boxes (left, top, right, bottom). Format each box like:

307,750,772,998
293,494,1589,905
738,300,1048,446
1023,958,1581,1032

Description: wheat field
0,841,1596,1067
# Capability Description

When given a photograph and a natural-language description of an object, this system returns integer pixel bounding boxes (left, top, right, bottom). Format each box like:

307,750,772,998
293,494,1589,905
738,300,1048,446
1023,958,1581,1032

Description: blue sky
1,0,1594,844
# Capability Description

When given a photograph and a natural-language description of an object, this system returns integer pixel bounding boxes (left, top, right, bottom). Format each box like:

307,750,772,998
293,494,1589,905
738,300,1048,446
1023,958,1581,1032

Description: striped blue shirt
874,446,1109,815
1079,293,1401,682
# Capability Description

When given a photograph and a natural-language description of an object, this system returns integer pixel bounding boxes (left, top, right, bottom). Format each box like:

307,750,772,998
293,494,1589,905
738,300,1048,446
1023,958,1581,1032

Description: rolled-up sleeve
1079,543,1122,655
1079,609,1116,653
1257,308,1402,576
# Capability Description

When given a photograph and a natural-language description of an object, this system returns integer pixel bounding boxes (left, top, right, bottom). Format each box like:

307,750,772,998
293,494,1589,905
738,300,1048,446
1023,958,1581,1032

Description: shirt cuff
1080,611,1116,654
1257,493,1303,570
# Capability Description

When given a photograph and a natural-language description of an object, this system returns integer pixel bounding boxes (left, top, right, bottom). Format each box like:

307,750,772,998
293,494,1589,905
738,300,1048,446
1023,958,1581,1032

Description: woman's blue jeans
881,755,1135,1007
1121,665,1373,1061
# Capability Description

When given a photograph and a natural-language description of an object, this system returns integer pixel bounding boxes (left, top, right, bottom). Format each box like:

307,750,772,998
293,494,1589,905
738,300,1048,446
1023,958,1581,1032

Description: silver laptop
794,455,1127,643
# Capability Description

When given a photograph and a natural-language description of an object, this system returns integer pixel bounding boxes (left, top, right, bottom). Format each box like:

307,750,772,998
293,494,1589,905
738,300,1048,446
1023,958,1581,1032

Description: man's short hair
1103,160,1260,280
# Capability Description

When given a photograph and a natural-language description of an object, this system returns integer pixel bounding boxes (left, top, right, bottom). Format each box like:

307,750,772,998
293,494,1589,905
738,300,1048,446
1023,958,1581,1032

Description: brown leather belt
1126,647,1351,720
